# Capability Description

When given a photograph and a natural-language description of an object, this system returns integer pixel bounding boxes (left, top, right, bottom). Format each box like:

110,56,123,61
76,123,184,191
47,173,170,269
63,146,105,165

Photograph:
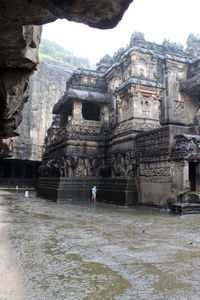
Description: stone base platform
37,177,138,205
37,178,61,201
98,178,138,205
170,191,200,214
170,202,200,214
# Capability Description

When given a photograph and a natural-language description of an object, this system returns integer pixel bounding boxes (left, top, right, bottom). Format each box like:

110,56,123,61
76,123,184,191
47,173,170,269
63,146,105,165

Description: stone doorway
189,162,197,191
82,102,100,121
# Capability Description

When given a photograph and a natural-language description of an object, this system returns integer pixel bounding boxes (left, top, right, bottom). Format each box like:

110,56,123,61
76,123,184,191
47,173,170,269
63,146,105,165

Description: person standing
91,186,97,202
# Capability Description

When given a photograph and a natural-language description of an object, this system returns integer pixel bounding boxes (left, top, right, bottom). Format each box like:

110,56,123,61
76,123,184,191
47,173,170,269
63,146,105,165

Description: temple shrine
38,32,200,213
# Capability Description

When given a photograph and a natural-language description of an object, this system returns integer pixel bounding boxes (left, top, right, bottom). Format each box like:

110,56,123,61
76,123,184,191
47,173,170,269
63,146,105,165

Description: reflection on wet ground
1,191,200,299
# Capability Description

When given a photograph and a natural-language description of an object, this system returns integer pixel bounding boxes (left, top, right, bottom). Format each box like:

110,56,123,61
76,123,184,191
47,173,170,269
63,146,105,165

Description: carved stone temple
38,32,200,213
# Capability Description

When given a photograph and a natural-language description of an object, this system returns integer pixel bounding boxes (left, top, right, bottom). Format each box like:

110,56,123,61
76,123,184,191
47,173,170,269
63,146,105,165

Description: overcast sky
42,0,200,64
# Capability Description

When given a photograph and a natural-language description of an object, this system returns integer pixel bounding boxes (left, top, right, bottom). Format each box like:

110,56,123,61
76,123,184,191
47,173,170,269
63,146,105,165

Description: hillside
39,38,94,70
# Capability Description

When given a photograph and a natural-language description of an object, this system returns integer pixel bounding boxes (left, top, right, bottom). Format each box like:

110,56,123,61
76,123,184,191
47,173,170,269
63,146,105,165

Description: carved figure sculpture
66,157,75,177
74,157,85,177
59,157,65,177
84,158,92,176
125,153,136,177
91,158,101,177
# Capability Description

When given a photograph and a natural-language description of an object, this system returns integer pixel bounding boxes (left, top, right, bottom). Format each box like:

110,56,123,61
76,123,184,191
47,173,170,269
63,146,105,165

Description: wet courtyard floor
1,190,200,299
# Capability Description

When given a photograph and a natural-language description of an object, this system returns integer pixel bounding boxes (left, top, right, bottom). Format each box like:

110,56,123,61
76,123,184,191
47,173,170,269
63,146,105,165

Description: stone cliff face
10,62,71,161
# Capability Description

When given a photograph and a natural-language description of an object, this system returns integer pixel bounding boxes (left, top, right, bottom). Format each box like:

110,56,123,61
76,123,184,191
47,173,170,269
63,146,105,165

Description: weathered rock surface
0,0,133,157
8,62,71,161
0,0,132,29
0,25,42,143
0,25,42,69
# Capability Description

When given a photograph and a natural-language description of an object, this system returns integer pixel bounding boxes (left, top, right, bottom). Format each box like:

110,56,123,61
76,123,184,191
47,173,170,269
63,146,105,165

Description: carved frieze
140,167,171,176
113,117,160,136
65,119,108,138
43,151,138,179
135,127,171,162
140,175,171,183
140,165,172,183
171,134,200,160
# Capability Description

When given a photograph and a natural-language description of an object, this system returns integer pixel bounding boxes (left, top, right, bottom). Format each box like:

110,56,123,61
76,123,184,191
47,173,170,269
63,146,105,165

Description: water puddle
1,191,200,299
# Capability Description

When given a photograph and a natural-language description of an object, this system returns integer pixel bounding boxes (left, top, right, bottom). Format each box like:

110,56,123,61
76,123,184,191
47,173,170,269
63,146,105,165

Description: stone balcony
66,119,107,136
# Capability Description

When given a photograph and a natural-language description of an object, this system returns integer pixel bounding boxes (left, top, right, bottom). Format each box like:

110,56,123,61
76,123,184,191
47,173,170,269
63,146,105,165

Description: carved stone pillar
181,160,189,190
72,100,83,120
100,104,109,123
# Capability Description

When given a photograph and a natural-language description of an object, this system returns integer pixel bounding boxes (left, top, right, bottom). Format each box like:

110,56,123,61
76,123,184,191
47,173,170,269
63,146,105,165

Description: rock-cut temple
37,32,200,213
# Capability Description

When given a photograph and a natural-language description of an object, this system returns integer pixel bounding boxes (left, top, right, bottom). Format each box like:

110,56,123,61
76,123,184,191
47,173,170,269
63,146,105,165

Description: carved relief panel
122,56,133,80
130,52,136,76
131,52,152,79
134,85,162,121
163,60,187,124
116,93,134,123
140,98,150,116
172,99,185,121
110,152,137,178
109,77,122,90
137,59,147,77
139,162,172,183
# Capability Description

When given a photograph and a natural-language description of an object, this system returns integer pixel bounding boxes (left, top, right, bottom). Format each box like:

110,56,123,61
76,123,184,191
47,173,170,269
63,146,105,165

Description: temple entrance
189,162,197,191
82,102,100,121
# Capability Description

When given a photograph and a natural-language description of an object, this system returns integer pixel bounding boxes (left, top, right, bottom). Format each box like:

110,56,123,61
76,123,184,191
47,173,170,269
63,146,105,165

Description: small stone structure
38,33,200,213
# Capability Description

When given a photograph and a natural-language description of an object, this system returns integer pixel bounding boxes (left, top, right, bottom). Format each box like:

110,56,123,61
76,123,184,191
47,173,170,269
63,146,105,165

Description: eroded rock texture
0,0,133,157
8,62,72,161
0,0,132,29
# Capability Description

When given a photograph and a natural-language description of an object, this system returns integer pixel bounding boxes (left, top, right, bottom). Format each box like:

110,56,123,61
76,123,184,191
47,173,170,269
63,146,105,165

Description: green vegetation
39,43,75,68
39,38,92,69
